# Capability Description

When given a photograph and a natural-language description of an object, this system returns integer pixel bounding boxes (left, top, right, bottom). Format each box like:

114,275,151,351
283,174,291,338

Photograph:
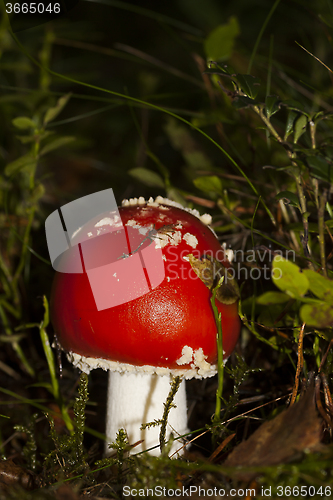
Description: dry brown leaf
54,484,80,500
0,459,35,490
224,386,324,481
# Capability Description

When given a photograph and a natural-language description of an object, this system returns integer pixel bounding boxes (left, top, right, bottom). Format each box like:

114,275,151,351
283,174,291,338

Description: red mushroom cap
50,197,240,379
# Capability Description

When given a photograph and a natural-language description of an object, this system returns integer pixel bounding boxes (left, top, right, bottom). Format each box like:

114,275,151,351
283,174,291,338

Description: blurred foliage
1,0,333,497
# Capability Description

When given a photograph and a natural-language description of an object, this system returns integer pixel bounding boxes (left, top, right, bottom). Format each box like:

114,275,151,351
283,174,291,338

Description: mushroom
50,196,240,455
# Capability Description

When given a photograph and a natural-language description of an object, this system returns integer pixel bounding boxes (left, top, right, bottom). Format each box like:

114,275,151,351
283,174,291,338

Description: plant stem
252,105,314,264
12,206,36,287
318,190,327,276
247,0,282,74
159,376,182,452
0,303,35,377
295,174,312,262
278,199,300,251
253,105,283,144
290,322,305,406
210,277,224,425
39,296,73,432
39,297,59,401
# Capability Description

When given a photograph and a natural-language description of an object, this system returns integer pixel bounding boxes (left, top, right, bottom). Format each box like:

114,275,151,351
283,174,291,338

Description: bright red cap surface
50,200,240,377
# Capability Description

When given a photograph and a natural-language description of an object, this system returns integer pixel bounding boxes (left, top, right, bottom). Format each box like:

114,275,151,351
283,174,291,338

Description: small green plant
95,429,132,487
43,372,89,483
1,89,74,377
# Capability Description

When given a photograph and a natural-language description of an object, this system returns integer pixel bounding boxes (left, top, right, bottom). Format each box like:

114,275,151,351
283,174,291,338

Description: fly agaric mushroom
50,196,240,455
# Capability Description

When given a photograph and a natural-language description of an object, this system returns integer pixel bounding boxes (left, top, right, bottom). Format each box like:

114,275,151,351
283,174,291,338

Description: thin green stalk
39,297,59,401
253,105,283,144
309,120,320,210
295,174,312,261
265,35,274,148
309,119,316,150
39,296,73,432
12,205,36,286
0,387,58,414
266,35,274,99
211,277,225,425
0,304,35,376
318,191,327,276
252,104,314,263
126,100,170,188
39,28,54,92
278,199,300,252
217,199,309,257
4,225,51,266
0,253,13,297
12,118,40,285
91,0,203,37
0,299,20,319
250,197,261,253
247,0,282,74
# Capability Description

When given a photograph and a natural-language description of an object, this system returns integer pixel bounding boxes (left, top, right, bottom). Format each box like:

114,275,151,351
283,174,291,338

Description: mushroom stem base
105,371,188,456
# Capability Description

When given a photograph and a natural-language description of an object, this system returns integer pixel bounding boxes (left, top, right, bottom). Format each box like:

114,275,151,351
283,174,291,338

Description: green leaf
287,222,321,233
204,17,240,61
29,184,45,204
272,256,309,299
184,151,212,170
39,296,60,401
165,187,187,206
236,74,261,99
29,382,54,393
39,136,76,156
206,62,235,76
187,254,239,305
301,302,333,328
17,135,35,144
12,117,36,130
306,155,333,183
283,99,304,112
191,109,234,128
0,333,26,343
293,114,307,144
302,270,333,302
258,304,289,327
43,93,72,126
265,95,280,119
312,110,325,124
5,153,36,177
17,131,55,145
128,168,165,188
232,95,260,109
275,190,300,208
257,291,290,305
193,175,222,195
284,110,298,140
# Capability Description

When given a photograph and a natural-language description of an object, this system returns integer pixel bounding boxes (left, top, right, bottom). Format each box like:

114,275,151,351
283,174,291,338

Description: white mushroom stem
105,371,188,456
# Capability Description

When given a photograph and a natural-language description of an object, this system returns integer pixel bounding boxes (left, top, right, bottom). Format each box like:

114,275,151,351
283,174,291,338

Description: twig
211,277,225,425
315,375,332,427
208,433,235,462
318,190,328,276
320,372,333,416
319,338,333,373
290,322,305,406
